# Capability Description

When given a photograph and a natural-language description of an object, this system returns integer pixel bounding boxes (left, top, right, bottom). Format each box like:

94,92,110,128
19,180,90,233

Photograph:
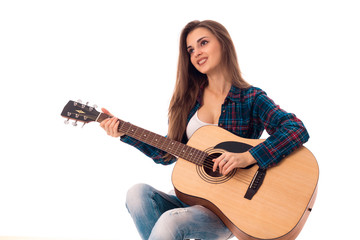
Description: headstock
61,100,100,127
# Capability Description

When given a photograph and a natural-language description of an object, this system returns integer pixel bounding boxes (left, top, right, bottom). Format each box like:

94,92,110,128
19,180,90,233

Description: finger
100,117,111,129
112,118,119,136
223,162,236,175
101,108,114,117
213,153,225,172
114,120,120,136
104,118,114,135
219,160,228,175
109,117,118,136
217,156,230,174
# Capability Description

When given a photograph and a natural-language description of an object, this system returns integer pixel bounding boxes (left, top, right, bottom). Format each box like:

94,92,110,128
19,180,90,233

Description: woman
100,20,309,240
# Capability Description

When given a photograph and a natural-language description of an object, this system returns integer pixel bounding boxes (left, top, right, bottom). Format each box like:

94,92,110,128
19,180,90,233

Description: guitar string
197,154,253,184
116,120,254,183
77,114,254,183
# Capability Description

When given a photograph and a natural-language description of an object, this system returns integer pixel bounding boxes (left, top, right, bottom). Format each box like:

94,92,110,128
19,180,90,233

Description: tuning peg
74,99,82,106
72,121,78,127
89,104,97,111
64,119,70,125
81,122,86,128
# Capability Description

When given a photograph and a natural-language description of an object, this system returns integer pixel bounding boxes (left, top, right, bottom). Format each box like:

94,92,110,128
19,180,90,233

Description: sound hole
203,153,223,178
196,151,236,184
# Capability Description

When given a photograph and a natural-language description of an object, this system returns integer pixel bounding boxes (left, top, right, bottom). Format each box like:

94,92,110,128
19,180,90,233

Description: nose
194,48,202,58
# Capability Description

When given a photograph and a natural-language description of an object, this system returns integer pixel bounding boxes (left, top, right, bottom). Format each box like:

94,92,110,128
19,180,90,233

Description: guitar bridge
244,168,266,200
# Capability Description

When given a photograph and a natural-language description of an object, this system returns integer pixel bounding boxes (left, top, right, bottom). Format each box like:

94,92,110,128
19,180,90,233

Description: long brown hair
166,20,250,160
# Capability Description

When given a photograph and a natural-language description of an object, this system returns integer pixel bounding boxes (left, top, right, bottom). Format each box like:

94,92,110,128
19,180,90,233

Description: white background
1,0,359,239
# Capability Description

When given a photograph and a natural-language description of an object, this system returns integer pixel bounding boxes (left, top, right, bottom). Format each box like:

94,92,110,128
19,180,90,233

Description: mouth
197,57,208,66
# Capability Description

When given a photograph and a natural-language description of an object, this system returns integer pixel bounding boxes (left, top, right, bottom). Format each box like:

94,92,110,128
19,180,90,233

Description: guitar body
172,125,319,240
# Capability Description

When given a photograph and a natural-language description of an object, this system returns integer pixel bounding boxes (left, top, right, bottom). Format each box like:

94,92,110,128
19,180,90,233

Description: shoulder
229,85,267,103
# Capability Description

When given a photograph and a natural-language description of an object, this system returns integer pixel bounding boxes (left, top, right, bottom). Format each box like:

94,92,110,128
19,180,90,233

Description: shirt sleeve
120,135,177,165
249,90,310,169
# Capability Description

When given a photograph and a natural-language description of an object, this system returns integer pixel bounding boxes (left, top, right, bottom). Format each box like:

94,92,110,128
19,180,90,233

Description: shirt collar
226,85,242,103
196,84,243,104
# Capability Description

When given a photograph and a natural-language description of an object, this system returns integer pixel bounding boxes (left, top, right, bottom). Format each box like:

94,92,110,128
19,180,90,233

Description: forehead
186,27,214,46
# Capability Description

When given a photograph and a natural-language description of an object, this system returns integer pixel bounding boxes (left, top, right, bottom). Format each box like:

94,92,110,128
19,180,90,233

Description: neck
207,72,232,95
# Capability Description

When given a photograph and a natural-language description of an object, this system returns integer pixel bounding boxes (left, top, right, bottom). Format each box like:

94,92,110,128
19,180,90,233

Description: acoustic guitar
61,100,319,240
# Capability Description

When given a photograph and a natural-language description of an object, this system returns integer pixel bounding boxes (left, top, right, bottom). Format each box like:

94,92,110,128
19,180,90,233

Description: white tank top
186,111,217,139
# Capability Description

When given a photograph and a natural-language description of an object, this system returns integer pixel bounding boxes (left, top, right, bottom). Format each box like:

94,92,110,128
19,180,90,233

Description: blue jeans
125,183,233,240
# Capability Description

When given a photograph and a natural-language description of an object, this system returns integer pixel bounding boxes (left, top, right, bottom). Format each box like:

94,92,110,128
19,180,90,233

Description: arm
100,108,176,165
120,135,177,165
213,89,309,174
248,91,310,169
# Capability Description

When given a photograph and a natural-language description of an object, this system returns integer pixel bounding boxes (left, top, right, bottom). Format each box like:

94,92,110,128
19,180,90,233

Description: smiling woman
100,20,310,240
187,28,223,77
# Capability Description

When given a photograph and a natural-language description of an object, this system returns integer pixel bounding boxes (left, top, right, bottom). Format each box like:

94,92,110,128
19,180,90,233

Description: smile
197,58,208,66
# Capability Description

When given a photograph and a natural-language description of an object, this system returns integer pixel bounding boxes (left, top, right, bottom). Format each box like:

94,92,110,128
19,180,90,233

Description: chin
196,66,210,75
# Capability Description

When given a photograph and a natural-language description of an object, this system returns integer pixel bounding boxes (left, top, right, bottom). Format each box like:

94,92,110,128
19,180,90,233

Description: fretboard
96,113,207,165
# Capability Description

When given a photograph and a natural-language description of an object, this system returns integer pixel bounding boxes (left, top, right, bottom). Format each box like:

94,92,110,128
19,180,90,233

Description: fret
193,149,203,164
152,135,162,148
187,147,196,164
131,125,141,138
179,145,191,160
134,127,142,139
172,141,182,158
195,149,206,165
157,135,168,153
191,149,200,164
128,123,136,136
167,140,176,152
118,120,125,130
179,144,191,160
196,151,207,165
119,122,132,135
194,149,204,165
96,113,109,123
149,132,161,149
142,129,150,142
113,118,206,166
118,120,127,135
147,132,155,147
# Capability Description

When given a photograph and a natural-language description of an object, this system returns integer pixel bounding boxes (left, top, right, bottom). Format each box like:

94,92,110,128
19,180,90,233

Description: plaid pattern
121,86,309,169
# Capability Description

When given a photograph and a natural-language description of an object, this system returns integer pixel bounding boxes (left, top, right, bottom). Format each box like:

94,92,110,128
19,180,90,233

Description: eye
187,48,194,55
200,40,208,46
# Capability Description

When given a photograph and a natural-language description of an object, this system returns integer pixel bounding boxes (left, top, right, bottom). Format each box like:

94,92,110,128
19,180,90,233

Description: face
186,27,223,75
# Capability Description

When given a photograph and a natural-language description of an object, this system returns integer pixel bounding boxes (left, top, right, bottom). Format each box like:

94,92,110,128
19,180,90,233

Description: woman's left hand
212,151,257,175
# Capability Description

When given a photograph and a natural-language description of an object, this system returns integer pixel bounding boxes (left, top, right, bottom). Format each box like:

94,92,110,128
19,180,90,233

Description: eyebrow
187,36,208,49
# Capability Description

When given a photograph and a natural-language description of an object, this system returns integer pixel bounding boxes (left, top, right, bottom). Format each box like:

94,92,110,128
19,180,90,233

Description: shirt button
222,110,226,113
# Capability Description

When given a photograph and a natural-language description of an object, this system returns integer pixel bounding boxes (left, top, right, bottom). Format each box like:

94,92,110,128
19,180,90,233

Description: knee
126,183,153,212
150,208,190,239
126,183,152,201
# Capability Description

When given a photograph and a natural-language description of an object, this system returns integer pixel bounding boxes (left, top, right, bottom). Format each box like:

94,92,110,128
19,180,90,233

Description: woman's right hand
100,108,125,137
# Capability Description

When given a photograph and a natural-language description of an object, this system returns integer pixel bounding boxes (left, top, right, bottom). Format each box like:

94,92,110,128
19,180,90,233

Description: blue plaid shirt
121,86,309,169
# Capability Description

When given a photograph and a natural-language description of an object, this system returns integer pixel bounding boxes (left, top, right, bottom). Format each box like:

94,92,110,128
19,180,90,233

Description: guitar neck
96,113,207,165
